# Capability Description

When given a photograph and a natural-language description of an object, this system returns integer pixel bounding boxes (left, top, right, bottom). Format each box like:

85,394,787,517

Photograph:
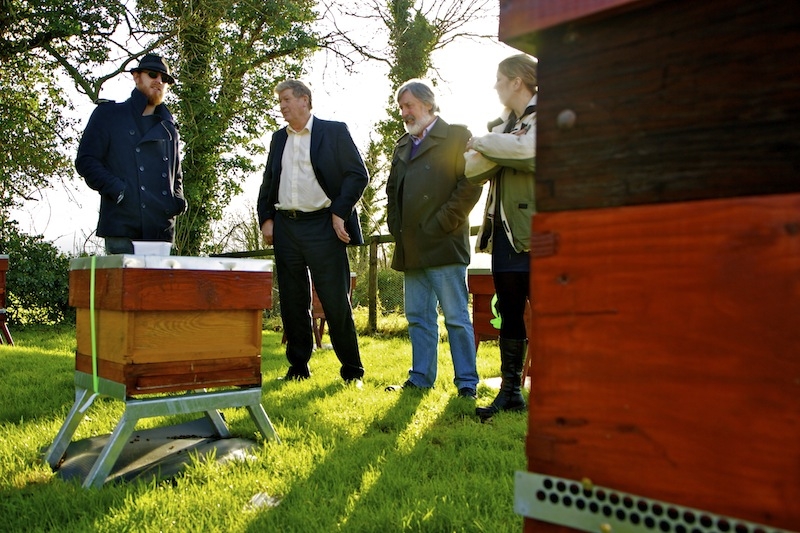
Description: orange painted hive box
526,193,800,532
69,255,273,396
467,269,498,346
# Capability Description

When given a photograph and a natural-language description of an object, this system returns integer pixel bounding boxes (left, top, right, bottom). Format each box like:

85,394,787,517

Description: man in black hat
76,53,187,254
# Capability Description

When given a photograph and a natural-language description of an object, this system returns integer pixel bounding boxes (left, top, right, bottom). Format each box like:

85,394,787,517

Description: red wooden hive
498,0,800,531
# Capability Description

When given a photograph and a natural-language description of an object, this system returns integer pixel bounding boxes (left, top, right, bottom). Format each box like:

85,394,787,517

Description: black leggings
492,271,529,340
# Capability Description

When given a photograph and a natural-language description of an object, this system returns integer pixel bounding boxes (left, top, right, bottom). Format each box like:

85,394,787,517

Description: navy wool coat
76,88,187,242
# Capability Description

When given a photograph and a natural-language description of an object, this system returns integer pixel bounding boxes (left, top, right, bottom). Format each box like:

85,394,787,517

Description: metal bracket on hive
514,472,797,533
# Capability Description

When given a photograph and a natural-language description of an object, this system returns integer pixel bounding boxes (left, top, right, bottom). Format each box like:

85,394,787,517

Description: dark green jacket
386,117,482,271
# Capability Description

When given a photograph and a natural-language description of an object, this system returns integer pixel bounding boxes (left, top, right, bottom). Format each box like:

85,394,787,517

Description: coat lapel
396,135,411,163
310,118,324,164
272,128,288,176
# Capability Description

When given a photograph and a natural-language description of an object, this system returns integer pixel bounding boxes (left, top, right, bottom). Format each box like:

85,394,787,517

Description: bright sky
13,11,521,265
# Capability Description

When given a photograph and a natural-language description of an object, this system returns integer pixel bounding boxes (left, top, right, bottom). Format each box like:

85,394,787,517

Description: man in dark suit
257,79,368,386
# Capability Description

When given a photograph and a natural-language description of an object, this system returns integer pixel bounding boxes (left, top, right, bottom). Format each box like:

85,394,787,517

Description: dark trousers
273,210,363,380
493,271,529,340
105,237,134,255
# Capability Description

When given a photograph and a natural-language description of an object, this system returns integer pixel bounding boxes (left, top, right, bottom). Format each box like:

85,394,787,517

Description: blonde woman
465,54,537,419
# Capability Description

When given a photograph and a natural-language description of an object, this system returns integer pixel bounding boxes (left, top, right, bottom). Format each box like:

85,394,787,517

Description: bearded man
76,53,187,254
385,79,483,399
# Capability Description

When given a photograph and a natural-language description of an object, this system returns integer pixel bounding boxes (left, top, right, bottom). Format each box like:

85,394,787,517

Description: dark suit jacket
257,117,369,245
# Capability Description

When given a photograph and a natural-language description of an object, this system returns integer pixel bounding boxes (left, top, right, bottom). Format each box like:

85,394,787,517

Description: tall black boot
476,338,527,419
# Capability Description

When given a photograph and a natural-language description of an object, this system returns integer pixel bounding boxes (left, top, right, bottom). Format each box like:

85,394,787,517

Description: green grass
0,318,527,532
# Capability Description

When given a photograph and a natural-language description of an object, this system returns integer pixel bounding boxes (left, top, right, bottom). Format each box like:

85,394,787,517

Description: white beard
404,121,423,136
403,112,434,137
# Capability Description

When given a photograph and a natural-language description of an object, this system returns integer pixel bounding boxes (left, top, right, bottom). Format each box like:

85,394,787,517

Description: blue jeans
404,264,479,389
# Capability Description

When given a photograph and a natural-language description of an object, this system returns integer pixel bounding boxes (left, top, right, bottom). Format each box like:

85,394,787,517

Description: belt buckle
287,209,298,219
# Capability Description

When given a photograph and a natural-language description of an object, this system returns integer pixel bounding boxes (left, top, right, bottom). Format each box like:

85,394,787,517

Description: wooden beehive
69,255,273,396
501,0,800,212
467,269,499,347
497,0,800,531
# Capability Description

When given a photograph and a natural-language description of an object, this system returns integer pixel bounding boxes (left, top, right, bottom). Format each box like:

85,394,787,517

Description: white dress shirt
276,115,331,212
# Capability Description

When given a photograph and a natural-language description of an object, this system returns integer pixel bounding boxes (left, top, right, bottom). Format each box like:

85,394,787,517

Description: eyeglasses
145,71,170,83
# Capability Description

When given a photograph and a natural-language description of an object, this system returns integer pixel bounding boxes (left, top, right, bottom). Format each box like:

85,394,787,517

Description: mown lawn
0,318,529,532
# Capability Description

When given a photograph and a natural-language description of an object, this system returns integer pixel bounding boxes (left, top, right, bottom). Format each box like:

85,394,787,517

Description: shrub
351,267,405,314
0,220,73,325
377,267,404,313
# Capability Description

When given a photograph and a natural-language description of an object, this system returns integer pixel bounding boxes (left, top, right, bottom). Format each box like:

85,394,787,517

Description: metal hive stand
45,371,279,489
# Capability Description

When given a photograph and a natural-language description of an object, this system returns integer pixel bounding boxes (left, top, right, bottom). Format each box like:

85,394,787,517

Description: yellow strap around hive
89,255,99,393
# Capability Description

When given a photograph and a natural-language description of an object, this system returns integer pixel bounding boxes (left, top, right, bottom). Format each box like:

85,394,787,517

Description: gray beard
404,113,435,137
404,122,422,136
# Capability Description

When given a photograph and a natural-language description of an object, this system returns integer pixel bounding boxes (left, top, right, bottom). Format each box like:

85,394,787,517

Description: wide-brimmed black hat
129,53,175,84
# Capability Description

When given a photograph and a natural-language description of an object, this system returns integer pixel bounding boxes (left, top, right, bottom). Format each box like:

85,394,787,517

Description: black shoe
457,387,477,400
385,379,421,392
281,369,310,381
344,378,364,390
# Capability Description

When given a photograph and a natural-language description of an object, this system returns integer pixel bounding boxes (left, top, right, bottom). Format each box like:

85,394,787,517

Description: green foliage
0,1,124,62
361,0,440,238
0,0,127,214
0,55,74,213
0,221,73,326
352,267,405,314
376,267,405,313
388,0,437,88
136,0,321,255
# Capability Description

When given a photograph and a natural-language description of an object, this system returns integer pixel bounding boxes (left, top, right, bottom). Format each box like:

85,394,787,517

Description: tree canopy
0,0,126,218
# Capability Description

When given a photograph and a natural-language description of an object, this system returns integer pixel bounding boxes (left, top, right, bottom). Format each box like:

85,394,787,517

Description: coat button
141,203,146,209
162,190,168,196
140,185,146,191
162,172,167,177
139,166,144,171
163,156,168,161
129,130,135,135
135,147,141,153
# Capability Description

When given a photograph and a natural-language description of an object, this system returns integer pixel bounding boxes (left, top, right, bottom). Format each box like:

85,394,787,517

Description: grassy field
0,315,529,532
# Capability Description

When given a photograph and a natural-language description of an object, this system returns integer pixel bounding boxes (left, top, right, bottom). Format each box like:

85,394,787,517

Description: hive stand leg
82,411,138,489
313,318,324,348
44,387,96,468
0,322,12,345
246,402,280,443
204,409,232,438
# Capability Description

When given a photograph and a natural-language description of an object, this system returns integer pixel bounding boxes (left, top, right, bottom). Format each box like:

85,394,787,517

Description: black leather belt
277,207,329,219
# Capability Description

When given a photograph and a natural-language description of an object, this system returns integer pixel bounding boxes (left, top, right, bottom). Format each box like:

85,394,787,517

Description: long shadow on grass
250,378,345,437
340,397,505,531
243,387,429,532
0,467,168,531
